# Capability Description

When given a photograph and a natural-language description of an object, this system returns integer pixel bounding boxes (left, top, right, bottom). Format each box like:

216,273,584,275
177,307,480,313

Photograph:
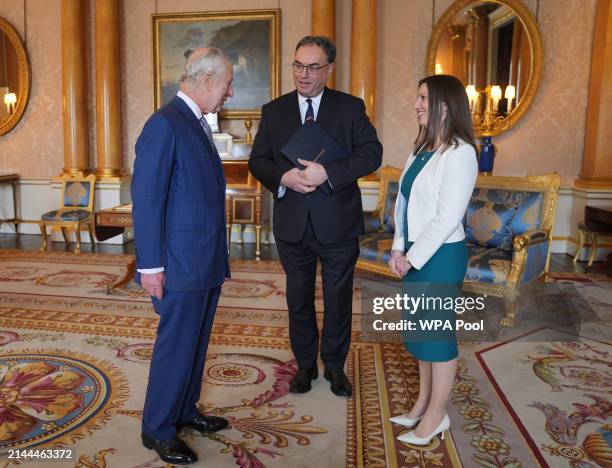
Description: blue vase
479,136,495,174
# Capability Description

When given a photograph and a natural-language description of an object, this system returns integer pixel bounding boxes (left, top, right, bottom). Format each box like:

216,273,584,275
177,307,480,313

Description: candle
466,85,477,111
490,86,502,112
505,85,516,113
4,93,16,114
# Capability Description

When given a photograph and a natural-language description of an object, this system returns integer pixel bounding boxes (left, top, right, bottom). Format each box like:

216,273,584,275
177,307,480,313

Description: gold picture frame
152,9,280,119
426,0,543,137
0,16,30,136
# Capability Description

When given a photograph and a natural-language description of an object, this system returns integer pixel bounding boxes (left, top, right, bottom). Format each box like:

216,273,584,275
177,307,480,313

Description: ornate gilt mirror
0,16,30,136
427,0,543,137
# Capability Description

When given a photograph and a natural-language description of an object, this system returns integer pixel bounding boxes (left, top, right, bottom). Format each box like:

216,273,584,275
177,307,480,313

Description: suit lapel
171,96,219,156
316,87,335,130
281,91,302,139
171,96,225,189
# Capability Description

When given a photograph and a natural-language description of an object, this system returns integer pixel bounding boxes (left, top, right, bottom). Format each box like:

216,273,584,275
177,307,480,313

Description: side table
0,173,19,232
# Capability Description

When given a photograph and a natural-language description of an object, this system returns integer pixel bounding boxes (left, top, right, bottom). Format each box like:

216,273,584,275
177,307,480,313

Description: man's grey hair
180,47,229,82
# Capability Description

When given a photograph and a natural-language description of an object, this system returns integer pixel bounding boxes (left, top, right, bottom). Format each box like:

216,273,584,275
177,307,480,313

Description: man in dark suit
131,47,233,465
249,36,382,397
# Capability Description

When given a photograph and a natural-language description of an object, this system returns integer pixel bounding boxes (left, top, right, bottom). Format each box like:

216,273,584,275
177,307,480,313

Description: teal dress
401,150,467,362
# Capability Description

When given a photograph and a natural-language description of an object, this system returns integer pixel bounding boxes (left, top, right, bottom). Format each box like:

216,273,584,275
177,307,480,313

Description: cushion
470,188,544,235
359,232,394,264
63,181,92,207
382,181,399,233
512,192,543,235
465,243,513,284
465,200,517,251
363,212,382,234
41,209,91,222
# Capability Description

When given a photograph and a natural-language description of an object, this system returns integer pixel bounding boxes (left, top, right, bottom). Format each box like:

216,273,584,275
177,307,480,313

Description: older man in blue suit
131,47,234,465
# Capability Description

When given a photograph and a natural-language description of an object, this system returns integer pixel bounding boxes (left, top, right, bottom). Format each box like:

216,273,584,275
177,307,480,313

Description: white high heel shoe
389,413,423,427
397,414,450,445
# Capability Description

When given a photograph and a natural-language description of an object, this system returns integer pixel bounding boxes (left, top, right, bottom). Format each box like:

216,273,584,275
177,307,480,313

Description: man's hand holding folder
281,121,348,194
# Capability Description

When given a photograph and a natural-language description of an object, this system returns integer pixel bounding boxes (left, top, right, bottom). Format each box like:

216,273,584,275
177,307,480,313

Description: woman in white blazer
388,75,478,445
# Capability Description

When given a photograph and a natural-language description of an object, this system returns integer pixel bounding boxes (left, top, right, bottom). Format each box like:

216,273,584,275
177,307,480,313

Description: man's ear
201,73,212,91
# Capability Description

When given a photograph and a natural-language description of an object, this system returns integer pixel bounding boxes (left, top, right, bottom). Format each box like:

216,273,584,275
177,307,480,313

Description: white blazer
392,139,478,270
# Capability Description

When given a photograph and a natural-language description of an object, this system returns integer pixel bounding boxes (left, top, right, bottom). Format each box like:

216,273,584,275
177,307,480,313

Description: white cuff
278,185,286,198
138,267,164,274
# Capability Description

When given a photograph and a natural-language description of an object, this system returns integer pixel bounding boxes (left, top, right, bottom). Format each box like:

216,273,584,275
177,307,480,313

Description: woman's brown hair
414,74,477,154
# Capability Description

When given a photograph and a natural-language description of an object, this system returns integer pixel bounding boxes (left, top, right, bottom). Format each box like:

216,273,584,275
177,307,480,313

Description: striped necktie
199,115,215,146
305,98,314,123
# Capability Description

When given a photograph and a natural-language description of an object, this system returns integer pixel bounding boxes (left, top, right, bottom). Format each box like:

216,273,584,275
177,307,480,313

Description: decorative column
575,0,612,188
449,25,467,83
311,0,336,88
350,0,376,122
61,0,89,176
469,7,489,90
95,0,124,178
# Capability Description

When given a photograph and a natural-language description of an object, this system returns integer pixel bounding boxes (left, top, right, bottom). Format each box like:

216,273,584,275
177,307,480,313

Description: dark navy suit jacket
131,96,230,291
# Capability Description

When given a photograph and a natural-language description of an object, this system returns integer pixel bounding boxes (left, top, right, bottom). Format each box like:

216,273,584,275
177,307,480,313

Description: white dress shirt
278,91,324,198
138,91,202,275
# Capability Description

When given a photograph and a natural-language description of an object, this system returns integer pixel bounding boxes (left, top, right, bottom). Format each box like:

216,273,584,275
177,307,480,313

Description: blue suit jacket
131,96,230,291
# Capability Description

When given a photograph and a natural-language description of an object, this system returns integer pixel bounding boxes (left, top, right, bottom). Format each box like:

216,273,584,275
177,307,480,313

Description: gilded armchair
39,174,96,254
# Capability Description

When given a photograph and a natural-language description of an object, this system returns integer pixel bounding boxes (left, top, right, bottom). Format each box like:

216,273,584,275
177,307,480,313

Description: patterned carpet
0,250,463,467
0,250,610,467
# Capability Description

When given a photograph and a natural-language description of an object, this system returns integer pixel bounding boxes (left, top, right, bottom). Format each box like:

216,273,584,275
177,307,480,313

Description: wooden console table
0,173,20,231
223,159,262,258
95,204,135,293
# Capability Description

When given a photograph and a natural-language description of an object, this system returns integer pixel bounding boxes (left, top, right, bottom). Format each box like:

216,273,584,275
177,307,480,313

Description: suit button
305,194,310,199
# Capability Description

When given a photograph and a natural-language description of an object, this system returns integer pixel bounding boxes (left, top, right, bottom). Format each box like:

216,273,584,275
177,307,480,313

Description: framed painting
152,9,280,119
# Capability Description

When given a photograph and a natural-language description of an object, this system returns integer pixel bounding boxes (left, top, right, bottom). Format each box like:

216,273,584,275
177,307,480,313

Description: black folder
281,122,347,194
281,122,346,169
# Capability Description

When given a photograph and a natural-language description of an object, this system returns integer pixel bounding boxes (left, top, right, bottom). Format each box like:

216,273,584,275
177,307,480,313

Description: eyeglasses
292,61,332,75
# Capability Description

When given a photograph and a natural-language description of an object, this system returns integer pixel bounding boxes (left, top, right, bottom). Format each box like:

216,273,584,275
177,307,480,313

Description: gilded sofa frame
462,173,561,326
356,166,402,277
357,170,561,326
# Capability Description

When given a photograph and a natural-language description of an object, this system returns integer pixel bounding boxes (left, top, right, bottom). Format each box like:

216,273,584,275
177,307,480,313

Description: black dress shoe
141,433,198,465
324,368,352,397
289,366,318,394
177,414,229,433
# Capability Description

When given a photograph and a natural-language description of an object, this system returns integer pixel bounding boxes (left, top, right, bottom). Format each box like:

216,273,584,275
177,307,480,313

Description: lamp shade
4,92,16,105
490,86,502,100
466,85,477,100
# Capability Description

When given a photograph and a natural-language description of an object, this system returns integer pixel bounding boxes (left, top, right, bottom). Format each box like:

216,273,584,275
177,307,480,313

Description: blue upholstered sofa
357,167,561,326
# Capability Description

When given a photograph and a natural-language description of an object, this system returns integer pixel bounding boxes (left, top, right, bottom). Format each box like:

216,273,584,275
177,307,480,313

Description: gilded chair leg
39,222,48,252
88,223,96,248
500,300,519,327
255,224,261,259
226,223,231,248
588,233,597,267
61,227,70,246
573,228,585,263
74,223,81,254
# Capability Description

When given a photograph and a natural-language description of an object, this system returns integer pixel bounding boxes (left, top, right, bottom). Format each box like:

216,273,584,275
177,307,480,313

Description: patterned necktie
305,98,314,123
199,115,215,146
